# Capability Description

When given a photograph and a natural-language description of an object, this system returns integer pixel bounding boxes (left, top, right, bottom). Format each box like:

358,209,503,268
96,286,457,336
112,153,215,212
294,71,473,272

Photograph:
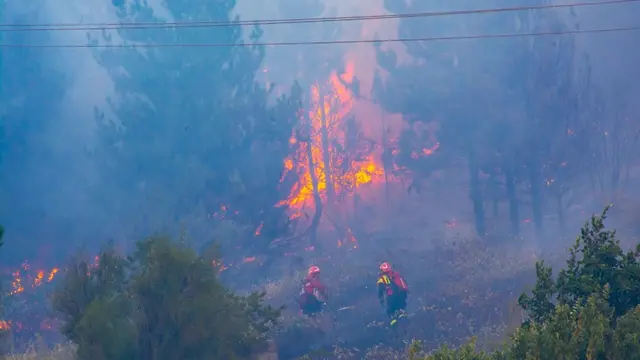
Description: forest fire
7,262,59,296
279,61,386,210
0,262,60,334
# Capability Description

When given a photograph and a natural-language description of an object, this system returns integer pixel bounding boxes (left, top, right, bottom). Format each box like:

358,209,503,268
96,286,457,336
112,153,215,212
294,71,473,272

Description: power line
0,0,637,32
1,25,637,48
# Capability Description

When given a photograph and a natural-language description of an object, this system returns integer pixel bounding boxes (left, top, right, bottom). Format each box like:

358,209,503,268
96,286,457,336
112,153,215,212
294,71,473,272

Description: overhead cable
0,0,637,32
1,25,638,48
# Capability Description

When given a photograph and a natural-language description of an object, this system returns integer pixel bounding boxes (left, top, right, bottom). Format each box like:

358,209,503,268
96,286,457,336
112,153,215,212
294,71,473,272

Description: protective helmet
308,265,320,275
379,262,392,273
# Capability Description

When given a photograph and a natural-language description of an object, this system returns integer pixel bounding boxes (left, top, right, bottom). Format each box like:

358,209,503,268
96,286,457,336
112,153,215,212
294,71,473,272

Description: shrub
52,236,281,360
422,206,640,359
519,206,640,322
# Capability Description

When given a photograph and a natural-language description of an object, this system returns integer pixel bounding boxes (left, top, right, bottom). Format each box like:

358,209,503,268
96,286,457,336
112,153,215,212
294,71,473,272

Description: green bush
52,236,281,360
422,206,640,359
519,205,640,321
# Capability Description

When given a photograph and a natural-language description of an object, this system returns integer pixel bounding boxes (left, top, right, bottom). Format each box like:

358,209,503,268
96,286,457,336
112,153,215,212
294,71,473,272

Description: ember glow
279,61,386,209
7,261,60,296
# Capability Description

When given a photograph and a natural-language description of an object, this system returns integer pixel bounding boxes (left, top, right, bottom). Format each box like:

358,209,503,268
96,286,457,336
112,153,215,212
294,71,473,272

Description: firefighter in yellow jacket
376,262,409,326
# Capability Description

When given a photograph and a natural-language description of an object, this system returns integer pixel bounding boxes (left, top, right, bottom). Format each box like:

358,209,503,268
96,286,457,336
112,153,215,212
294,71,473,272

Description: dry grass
3,342,75,360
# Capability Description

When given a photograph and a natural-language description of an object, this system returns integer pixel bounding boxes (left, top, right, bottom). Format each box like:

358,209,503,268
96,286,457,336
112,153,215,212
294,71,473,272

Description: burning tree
267,0,389,248
278,62,384,248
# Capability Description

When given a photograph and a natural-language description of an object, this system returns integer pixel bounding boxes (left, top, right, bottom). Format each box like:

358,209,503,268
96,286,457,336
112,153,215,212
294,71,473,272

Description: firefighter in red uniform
377,262,408,326
299,265,328,316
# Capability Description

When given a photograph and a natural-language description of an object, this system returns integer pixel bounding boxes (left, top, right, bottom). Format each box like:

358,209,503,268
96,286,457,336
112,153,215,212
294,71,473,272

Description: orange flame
254,223,264,236
34,271,44,287
48,268,59,282
10,270,24,295
8,262,60,296
278,60,385,209
243,257,257,263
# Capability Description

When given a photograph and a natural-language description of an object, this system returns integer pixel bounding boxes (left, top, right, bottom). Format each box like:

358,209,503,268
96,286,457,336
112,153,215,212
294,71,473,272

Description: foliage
419,206,640,359
94,0,301,249
519,205,640,321
276,0,344,83
422,295,640,359
372,0,597,236
52,237,281,360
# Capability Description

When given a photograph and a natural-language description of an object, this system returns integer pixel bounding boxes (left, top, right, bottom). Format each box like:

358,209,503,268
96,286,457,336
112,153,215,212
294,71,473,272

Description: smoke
1,0,639,351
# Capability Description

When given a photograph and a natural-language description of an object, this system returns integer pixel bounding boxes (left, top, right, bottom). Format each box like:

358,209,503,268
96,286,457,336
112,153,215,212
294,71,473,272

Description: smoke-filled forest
1,0,640,359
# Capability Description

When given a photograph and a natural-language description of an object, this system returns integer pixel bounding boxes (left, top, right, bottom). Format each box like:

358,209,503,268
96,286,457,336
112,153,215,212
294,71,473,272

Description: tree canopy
372,0,632,238
94,0,303,256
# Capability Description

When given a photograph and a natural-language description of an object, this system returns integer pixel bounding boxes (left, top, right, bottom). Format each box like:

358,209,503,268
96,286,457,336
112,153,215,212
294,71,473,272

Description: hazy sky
17,0,633,129
30,0,399,141
34,0,637,136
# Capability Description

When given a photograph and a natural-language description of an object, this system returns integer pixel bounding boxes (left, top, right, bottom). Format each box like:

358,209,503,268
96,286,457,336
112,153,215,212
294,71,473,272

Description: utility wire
0,0,637,31
1,25,637,48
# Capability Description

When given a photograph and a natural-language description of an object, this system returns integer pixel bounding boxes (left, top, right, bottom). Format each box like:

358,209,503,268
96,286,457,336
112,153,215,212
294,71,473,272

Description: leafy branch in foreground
53,237,281,360
419,206,640,359
519,205,640,322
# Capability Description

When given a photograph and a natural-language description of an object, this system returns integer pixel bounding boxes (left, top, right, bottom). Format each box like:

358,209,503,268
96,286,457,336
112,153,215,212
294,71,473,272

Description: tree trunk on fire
319,89,335,205
468,153,486,236
306,95,323,247
353,172,360,219
505,167,520,235
308,141,323,247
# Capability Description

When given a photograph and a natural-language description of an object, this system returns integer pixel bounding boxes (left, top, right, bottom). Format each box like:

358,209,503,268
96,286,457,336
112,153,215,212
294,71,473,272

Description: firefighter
299,265,328,316
376,262,408,326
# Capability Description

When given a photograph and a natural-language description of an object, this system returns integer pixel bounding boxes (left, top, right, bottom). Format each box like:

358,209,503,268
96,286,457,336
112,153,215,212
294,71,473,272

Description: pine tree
95,0,301,253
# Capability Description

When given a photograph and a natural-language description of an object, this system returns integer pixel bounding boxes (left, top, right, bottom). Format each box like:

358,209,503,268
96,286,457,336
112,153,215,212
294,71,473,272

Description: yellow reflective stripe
377,275,391,285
